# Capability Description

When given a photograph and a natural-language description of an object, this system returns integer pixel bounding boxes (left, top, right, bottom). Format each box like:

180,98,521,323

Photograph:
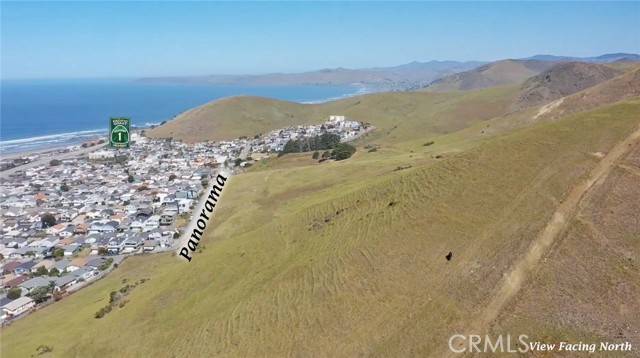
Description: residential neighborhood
0,115,366,323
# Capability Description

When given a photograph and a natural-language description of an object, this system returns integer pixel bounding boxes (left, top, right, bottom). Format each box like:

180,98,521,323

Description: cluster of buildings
0,115,366,322
251,115,367,153
0,133,227,323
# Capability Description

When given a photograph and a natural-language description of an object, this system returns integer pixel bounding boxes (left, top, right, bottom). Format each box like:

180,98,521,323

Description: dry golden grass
3,94,640,357
148,86,516,146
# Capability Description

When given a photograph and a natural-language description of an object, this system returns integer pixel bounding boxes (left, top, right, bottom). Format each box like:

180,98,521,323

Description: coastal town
0,115,367,323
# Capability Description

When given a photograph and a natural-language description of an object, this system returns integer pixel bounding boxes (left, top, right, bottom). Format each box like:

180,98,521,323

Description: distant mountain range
149,53,640,143
138,53,638,91
137,61,486,90
423,53,639,93
523,53,640,63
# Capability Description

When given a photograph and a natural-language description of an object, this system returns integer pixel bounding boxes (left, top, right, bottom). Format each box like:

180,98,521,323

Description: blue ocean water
0,79,362,154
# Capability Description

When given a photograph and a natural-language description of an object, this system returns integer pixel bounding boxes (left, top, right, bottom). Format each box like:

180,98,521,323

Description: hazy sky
2,1,639,79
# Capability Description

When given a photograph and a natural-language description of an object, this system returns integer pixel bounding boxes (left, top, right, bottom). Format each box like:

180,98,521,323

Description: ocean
0,79,362,154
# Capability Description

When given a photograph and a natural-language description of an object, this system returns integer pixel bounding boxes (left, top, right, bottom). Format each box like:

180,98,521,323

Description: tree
99,258,114,271
41,213,57,228
234,158,242,167
60,182,70,192
312,151,319,159
94,305,112,319
127,174,135,183
331,143,356,161
98,247,108,256
109,290,119,304
49,159,62,166
7,287,21,300
53,248,64,259
28,286,52,304
168,174,177,181
279,133,341,156
34,266,49,277
321,151,331,159
49,267,60,277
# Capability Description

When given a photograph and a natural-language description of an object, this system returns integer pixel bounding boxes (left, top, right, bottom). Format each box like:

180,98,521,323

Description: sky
1,1,639,79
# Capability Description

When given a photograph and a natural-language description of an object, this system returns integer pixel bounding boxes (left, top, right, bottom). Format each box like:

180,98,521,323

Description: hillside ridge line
444,123,640,356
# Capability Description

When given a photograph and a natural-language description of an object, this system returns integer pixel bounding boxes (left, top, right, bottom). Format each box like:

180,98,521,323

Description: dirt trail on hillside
533,97,564,119
443,124,640,357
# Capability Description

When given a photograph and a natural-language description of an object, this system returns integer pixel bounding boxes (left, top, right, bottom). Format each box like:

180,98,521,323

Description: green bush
99,258,114,271
34,266,49,277
41,213,57,228
7,287,21,300
94,305,112,319
279,133,341,156
331,143,356,161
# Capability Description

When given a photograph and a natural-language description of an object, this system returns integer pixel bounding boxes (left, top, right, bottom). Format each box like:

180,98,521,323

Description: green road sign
110,117,130,148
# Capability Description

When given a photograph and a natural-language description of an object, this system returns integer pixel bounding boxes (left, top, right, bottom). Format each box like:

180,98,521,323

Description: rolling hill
534,66,640,120
3,59,640,357
148,96,318,143
512,62,623,110
148,86,517,144
422,60,557,92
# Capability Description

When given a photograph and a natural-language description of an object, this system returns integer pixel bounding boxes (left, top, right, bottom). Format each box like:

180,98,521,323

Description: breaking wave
0,129,107,154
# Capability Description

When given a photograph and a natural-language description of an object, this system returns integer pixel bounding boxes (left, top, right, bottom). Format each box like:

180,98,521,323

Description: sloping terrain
536,67,640,120
148,86,517,144
513,62,622,110
147,96,317,142
422,60,556,92
491,128,640,357
148,62,638,145
3,81,640,357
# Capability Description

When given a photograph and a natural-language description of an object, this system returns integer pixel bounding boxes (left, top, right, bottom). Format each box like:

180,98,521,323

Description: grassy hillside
148,86,517,145
147,96,318,143
3,91,640,356
538,66,640,120
422,60,556,92
492,133,640,356
512,62,622,110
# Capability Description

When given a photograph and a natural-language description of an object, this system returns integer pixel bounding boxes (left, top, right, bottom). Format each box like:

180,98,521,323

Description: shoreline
0,127,150,159
1,85,374,157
